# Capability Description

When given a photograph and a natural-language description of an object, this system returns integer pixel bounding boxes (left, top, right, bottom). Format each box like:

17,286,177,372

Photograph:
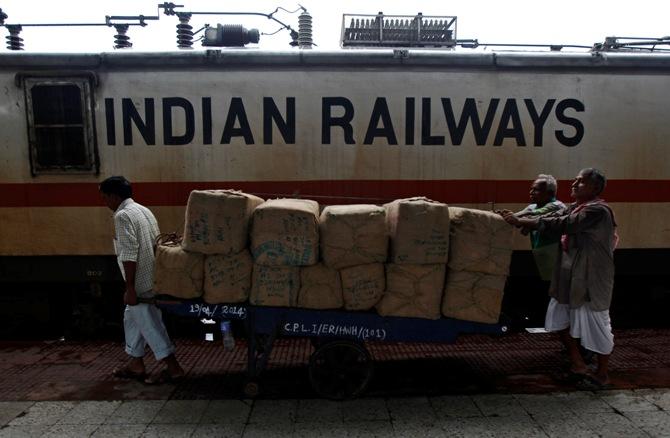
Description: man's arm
528,201,565,217
501,205,605,236
517,201,565,218
539,205,605,235
514,205,534,218
122,261,138,306
501,212,540,229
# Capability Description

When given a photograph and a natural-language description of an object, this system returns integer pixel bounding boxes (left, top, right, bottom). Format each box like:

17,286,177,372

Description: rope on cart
155,232,183,247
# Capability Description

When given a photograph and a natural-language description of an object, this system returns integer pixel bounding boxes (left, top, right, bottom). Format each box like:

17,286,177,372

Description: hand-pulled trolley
156,298,508,399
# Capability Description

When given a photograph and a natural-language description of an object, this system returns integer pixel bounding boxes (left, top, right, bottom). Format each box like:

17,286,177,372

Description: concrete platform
0,328,669,436
0,391,669,437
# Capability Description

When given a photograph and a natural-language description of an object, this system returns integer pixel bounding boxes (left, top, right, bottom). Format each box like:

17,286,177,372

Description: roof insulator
6,25,24,51
176,13,193,49
298,10,313,49
113,24,132,49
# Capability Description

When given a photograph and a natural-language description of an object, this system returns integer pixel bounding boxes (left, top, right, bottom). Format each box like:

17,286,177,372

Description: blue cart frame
155,298,508,399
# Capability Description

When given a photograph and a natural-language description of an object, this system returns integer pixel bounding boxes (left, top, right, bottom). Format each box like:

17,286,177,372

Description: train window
23,77,98,175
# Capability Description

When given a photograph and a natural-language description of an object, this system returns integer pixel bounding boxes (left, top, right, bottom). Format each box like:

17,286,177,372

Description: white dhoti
544,298,614,355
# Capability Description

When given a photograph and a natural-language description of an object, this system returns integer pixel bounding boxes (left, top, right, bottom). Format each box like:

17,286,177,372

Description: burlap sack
251,199,319,266
153,244,204,299
182,190,264,255
249,264,300,307
385,197,450,264
448,207,514,276
320,204,388,269
203,250,253,304
298,264,343,310
340,263,385,311
376,264,446,319
441,269,506,324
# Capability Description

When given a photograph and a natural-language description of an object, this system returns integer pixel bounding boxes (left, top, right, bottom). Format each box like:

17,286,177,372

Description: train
1,48,669,336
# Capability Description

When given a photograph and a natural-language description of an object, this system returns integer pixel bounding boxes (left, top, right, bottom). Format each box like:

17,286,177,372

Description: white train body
1,50,669,262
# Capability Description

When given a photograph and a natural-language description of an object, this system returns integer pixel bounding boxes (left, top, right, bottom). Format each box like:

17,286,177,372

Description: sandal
112,366,147,381
144,369,185,385
575,375,613,391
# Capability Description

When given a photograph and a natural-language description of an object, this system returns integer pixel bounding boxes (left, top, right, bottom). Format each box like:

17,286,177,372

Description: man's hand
495,209,514,217
499,210,521,226
124,286,138,306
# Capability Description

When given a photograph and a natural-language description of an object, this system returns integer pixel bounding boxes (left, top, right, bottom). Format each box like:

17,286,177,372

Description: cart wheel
308,340,373,400
244,380,260,398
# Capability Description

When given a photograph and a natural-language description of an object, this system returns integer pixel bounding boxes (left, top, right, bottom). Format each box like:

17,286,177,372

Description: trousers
124,303,175,361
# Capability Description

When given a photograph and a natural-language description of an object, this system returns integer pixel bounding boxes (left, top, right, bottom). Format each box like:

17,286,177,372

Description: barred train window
24,77,98,174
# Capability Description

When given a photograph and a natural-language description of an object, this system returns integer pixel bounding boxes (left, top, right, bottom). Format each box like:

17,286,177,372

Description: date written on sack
189,304,247,320
283,322,386,341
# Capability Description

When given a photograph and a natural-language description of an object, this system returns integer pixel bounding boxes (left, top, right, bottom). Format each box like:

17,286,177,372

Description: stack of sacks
154,238,205,299
250,199,320,307
442,207,514,323
320,205,387,310
377,197,450,319
177,190,263,303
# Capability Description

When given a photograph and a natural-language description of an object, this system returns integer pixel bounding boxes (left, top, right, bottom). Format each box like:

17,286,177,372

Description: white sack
251,199,319,266
376,263,446,319
182,190,263,255
441,269,506,324
340,263,385,311
298,263,343,310
448,207,514,276
320,204,388,269
203,250,253,304
385,197,450,264
249,264,300,307
154,244,204,299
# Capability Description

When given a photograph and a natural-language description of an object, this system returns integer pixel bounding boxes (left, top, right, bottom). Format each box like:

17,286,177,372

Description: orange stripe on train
1,180,669,207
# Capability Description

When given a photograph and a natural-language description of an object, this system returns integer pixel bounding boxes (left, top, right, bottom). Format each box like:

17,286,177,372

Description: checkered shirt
113,198,160,296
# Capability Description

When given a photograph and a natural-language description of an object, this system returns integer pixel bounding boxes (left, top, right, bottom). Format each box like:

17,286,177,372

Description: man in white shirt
100,176,184,384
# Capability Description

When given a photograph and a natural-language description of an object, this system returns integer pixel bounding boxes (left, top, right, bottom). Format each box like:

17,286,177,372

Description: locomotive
1,48,669,335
